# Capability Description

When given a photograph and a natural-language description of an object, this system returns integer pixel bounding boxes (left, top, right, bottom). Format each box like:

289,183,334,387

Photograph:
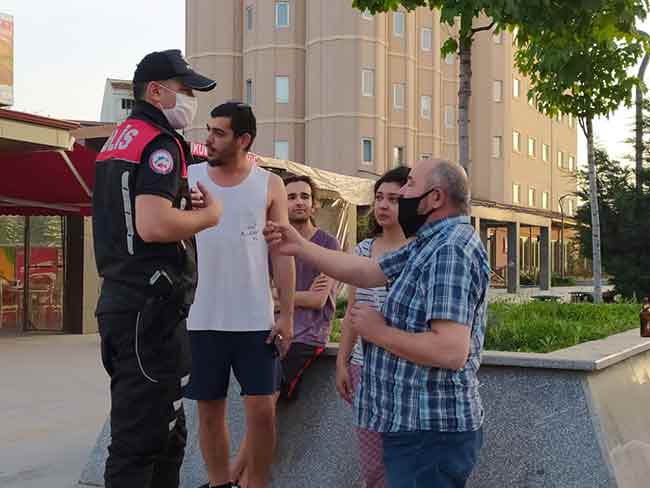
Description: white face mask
155,83,198,129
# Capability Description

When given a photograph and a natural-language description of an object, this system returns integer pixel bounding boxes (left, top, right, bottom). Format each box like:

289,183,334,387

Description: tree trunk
585,117,603,303
636,52,649,193
458,20,472,177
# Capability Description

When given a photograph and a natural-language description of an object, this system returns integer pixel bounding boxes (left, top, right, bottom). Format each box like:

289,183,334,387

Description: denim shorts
381,428,483,488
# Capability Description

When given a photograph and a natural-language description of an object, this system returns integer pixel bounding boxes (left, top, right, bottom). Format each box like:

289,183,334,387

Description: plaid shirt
355,216,490,433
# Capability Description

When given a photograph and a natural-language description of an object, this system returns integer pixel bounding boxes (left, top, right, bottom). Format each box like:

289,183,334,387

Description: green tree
351,1,627,179
626,98,650,191
0,216,24,245
576,148,650,300
514,1,648,302
0,216,63,247
634,33,650,193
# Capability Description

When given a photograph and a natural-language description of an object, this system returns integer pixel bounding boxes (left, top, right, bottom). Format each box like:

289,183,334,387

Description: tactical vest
92,118,197,304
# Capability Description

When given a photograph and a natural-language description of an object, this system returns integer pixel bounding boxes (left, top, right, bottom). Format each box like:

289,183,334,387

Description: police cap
133,49,216,92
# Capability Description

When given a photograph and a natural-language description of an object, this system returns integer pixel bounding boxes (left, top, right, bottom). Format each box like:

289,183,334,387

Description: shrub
551,275,577,287
485,302,639,352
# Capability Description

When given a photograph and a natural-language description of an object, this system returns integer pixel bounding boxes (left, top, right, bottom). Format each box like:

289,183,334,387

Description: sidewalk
0,333,109,488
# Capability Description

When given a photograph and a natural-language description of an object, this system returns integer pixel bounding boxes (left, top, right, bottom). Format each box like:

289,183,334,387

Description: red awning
0,143,97,216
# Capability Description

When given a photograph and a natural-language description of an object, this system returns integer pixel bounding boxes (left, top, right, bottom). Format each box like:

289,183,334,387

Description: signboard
0,13,13,107
190,141,208,159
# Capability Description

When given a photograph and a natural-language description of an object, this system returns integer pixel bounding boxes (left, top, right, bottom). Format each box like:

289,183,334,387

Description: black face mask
398,188,436,238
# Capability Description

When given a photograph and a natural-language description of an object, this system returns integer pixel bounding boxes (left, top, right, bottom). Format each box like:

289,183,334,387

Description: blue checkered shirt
354,216,490,433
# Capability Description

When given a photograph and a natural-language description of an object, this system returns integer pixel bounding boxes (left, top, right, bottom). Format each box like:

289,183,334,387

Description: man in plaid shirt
264,158,490,488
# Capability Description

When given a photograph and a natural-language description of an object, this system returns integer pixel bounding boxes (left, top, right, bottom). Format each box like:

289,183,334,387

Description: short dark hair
368,166,410,237
133,81,148,101
283,174,317,200
210,101,257,150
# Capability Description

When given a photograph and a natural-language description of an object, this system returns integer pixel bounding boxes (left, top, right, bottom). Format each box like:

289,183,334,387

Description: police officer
92,50,221,488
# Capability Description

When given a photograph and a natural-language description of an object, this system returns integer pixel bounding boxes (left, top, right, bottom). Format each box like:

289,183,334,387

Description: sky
2,0,648,165
4,0,184,120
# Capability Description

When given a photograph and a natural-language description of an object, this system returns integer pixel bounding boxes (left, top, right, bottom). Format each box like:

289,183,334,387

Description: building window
493,30,503,44
528,188,536,207
542,191,549,209
512,130,521,152
568,199,575,216
568,155,575,172
393,11,405,37
393,146,405,167
393,83,405,110
420,95,432,119
421,27,432,51
274,141,289,160
361,9,373,20
568,114,575,128
245,79,254,104
275,1,290,28
556,112,563,123
362,138,374,163
444,105,455,128
493,80,503,102
361,69,374,97
445,53,455,64
542,143,550,162
492,136,502,158
420,153,432,160
246,5,254,31
275,76,289,103
121,98,134,110
557,150,564,169
513,184,521,204
528,137,536,158
513,78,521,98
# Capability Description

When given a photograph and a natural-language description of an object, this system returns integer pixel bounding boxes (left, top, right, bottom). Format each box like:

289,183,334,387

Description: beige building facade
185,0,580,291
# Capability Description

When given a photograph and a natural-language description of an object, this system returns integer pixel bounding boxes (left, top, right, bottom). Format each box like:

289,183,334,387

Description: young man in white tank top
186,102,295,488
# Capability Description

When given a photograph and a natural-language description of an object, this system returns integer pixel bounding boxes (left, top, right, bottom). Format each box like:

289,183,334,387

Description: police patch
149,149,174,175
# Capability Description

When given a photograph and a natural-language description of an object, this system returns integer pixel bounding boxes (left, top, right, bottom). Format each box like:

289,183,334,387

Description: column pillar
507,221,520,294
540,226,551,291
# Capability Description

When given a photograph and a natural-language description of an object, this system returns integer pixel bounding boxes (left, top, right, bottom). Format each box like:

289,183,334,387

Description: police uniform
92,50,215,488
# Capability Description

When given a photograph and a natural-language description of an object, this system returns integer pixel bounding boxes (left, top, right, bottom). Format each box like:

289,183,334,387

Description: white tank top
187,162,274,332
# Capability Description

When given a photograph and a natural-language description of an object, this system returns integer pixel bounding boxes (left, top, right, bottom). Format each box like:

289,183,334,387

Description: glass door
25,216,65,332
0,216,24,332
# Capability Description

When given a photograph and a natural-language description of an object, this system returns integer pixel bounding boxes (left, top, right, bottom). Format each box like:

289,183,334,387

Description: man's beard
207,144,236,167
207,158,225,167
289,215,310,225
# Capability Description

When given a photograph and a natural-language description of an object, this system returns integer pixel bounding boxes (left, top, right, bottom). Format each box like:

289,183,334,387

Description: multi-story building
99,78,134,123
185,0,581,290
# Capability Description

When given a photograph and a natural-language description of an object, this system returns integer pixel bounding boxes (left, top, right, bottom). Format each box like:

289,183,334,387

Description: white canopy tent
189,143,376,248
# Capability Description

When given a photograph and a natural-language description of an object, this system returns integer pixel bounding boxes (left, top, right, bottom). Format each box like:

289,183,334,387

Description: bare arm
301,241,386,288
294,274,336,310
264,222,387,289
268,174,295,340
135,181,221,243
335,285,359,402
336,286,359,365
